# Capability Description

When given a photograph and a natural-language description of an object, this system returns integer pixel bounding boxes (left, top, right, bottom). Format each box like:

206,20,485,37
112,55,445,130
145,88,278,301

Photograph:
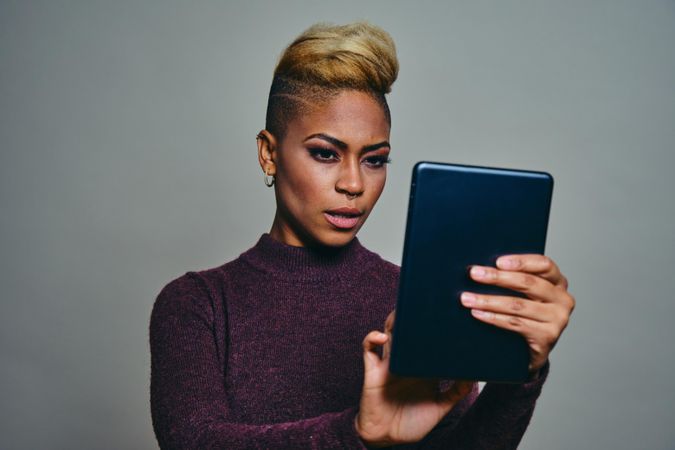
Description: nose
335,158,364,198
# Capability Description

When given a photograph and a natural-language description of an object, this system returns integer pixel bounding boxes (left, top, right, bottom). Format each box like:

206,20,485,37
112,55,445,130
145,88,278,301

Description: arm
355,313,477,448
416,361,549,450
415,253,573,449
149,274,368,450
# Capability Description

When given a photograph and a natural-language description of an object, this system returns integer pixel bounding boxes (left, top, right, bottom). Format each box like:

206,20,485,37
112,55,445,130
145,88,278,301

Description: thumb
362,330,388,383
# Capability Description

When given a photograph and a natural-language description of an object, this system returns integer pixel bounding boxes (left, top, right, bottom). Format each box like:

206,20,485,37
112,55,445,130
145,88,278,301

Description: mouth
324,207,364,230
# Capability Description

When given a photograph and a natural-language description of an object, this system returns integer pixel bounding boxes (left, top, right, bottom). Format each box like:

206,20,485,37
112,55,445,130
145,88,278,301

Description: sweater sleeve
415,362,550,450
149,274,368,450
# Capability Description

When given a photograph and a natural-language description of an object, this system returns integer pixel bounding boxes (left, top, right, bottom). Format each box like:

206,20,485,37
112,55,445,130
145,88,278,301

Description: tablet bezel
389,161,554,382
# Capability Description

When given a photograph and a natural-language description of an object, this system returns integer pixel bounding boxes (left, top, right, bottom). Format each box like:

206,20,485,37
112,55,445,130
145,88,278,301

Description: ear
256,130,278,176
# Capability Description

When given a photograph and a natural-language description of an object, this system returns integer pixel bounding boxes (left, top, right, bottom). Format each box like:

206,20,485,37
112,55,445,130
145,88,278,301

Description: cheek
279,162,334,209
365,170,387,202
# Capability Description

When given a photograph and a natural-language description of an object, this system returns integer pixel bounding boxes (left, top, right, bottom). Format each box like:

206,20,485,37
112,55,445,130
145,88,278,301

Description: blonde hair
275,21,398,93
265,21,399,139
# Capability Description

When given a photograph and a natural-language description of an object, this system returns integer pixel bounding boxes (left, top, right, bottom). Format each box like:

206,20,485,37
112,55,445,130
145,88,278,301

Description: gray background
1,1,674,449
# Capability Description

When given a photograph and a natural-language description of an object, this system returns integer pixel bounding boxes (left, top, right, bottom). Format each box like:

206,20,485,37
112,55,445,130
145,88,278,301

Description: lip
324,207,364,230
326,207,363,216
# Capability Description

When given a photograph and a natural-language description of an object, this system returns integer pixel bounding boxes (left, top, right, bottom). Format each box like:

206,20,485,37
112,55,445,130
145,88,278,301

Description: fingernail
497,257,519,269
460,292,476,306
470,266,486,278
472,309,494,319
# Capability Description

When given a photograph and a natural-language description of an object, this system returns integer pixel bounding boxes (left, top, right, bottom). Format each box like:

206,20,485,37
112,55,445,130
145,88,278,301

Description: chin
312,229,359,248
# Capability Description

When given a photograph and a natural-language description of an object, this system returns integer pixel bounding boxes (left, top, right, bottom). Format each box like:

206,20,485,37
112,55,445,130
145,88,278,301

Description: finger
496,254,567,288
469,265,559,303
460,292,553,323
382,311,396,361
362,331,388,365
469,308,558,345
384,310,396,334
470,309,562,371
382,335,392,362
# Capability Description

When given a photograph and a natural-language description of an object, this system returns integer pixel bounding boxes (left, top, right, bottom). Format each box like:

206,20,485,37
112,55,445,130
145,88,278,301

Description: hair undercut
265,22,399,140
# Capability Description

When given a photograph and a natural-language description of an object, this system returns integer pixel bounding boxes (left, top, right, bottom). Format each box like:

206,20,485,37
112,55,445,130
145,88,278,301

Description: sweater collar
239,233,375,283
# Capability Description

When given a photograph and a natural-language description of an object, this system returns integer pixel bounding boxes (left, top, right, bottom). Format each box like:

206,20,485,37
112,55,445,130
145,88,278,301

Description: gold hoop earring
264,170,275,187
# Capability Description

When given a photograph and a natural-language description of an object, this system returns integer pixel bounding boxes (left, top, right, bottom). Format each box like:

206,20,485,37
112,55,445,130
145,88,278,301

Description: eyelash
308,148,392,168
309,148,339,162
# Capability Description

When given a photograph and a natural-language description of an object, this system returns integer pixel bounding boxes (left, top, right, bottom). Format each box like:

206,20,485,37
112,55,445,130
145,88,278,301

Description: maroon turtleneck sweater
150,234,548,449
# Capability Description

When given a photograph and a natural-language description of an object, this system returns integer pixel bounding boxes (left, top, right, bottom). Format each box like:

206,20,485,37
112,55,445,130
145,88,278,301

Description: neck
269,211,306,247
239,233,375,283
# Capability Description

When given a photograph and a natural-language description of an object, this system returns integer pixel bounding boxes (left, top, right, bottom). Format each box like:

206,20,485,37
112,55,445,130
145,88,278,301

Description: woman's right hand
355,311,475,448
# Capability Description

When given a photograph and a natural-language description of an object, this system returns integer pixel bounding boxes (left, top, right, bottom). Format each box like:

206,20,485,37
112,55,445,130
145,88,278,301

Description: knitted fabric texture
150,233,548,449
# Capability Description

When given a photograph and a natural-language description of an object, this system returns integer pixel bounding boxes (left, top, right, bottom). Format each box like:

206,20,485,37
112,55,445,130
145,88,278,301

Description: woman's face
259,90,391,248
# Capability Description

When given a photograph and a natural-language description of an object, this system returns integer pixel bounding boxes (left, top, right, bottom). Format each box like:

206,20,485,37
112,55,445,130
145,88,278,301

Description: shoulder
149,261,240,369
151,272,209,328
151,260,236,326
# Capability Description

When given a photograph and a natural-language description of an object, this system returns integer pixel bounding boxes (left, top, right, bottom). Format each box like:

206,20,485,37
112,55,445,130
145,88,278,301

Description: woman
150,22,574,449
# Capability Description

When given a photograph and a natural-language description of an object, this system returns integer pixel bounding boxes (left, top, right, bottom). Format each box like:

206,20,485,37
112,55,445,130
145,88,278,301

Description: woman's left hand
460,254,575,375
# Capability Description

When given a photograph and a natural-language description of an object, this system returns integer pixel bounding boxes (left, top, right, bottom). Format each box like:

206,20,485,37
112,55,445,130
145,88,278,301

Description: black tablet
389,161,554,382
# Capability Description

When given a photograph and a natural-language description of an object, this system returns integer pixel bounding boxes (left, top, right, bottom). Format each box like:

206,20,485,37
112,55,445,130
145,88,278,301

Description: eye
309,148,339,162
363,155,392,168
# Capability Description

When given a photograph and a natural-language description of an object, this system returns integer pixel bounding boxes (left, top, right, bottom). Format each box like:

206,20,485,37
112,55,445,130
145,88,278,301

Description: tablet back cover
389,162,553,382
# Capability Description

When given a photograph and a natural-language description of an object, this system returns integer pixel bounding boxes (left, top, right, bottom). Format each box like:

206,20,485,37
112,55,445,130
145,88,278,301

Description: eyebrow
303,133,390,153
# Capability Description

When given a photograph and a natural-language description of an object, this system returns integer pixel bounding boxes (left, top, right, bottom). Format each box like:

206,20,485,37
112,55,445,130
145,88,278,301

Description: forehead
286,90,390,143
